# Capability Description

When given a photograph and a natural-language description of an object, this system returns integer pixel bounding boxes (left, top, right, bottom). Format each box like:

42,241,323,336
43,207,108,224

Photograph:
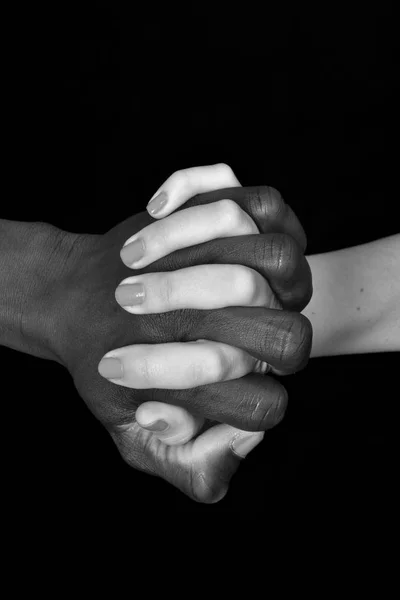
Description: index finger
183,186,307,253
144,164,306,252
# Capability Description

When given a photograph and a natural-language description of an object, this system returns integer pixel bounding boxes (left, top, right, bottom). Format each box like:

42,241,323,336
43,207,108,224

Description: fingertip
139,419,170,433
230,431,265,459
145,164,242,221
98,356,124,380
136,402,204,446
120,238,145,266
146,191,168,218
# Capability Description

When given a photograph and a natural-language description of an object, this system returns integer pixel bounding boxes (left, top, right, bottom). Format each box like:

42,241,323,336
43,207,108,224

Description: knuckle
234,265,260,304
268,233,297,278
213,347,233,382
166,168,195,200
215,162,234,177
187,346,231,385
160,273,174,308
279,257,313,312
218,198,245,230
171,167,192,189
200,347,231,383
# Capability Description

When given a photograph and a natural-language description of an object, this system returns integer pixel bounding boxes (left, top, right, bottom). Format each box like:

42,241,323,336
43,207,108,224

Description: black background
2,5,398,525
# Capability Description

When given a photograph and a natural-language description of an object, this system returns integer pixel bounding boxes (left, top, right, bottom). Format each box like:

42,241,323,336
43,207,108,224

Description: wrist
0,219,88,363
303,235,400,357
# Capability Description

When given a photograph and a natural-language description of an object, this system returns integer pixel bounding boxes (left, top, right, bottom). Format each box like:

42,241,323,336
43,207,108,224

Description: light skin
102,164,400,452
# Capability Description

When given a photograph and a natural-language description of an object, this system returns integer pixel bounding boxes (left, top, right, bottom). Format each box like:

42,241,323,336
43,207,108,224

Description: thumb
184,424,265,503
192,425,265,462
135,401,205,445
112,421,264,504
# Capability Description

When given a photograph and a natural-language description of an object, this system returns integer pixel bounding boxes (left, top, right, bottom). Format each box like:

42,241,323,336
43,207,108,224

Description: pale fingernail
231,432,264,458
147,191,168,215
120,238,145,266
98,357,124,380
141,419,169,432
115,283,145,307
253,359,272,375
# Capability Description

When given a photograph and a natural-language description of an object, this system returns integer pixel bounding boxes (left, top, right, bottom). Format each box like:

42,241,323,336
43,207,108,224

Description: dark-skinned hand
48,164,312,503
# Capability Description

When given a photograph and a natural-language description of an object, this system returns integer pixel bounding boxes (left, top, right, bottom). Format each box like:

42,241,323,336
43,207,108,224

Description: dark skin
2,186,312,502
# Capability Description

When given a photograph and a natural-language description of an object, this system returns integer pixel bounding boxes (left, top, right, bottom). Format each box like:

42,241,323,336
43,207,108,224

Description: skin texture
107,164,312,448
109,164,311,447
47,185,312,501
0,184,313,502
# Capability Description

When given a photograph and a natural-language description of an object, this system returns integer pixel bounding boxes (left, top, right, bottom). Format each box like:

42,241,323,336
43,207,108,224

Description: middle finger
115,264,279,314
99,339,266,390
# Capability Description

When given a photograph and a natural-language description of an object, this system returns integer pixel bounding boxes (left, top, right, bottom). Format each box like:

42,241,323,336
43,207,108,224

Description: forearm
303,234,400,357
0,219,79,362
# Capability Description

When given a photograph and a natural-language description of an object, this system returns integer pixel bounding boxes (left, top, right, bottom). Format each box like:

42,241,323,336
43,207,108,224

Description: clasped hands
53,163,312,503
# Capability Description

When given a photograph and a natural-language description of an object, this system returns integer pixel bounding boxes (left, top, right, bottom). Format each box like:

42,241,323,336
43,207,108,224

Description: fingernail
141,419,169,432
115,283,145,306
98,357,124,380
147,191,168,215
120,238,145,266
231,432,264,458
